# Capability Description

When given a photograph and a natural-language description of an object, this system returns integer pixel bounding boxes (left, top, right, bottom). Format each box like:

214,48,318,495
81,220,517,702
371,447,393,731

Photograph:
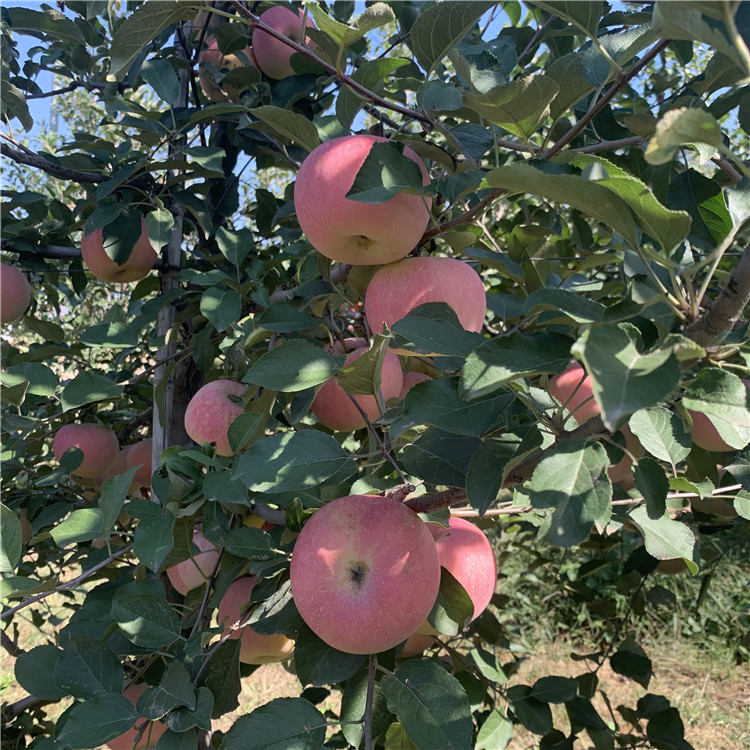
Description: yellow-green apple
399,371,431,400
184,379,249,456
0,262,31,324
252,5,315,80
216,576,295,664
548,361,600,426
310,337,403,432
81,216,158,283
53,423,120,479
289,494,441,654
166,530,220,595
294,134,432,265
607,424,645,490
126,438,153,488
688,380,750,452
106,682,167,750
243,512,275,531
398,632,436,659
417,516,497,635
198,37,255,103
364,256,486,337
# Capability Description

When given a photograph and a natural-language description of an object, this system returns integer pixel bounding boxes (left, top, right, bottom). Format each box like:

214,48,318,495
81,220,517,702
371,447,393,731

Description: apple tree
2,2,749,749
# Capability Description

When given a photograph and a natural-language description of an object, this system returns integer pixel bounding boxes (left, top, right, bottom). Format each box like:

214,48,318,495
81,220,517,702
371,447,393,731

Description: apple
398,632,436,659
252,5,315,80
295,135,432,265
94,445,141,495
0,263,31,324
106,682,167,750
548,361,600,427
166,530,220,595
399,371,432,400
216,576,295,664
688,380,750,452
289,494,441,654
183,379,250,456
243,513,274,531
81,216,158,283
310,337,403,432
364,256,486,337
53,423,120,479
198,38,255,103
126,438,153,488
607,424,645,490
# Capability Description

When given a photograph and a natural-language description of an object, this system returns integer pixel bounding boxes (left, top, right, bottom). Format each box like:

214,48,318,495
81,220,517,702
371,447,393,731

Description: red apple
399,371,432,400
198,38,255,103
290,494,441,654
295,135,432,265
688,380,750,452
364,256,486,337
548,361,600,426
0,263,31,324
252,6,315,80
81,216,158,283
166,530,220,595
106,683,167,750
216,576,295,664
53,423,120,479
183,379,250,456
310,338,403,432
126,438,153,488
94,445,140,495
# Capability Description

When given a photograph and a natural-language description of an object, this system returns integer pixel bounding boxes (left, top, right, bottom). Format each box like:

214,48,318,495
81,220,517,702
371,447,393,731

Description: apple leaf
61,371,124,411
112,592,182,649
633,456,669,519
50,509,104,548
165,686,213,733
0,503,22,573
248,579,305,636
243,339,340,392
627,506,698,572
137,661,196,719
529,1,603,35
426,567,474,636
14,645,68,701
476,708,514,750
55,693,139,749
644,107,722,166
131,499,175,573
293,625,365,687
53,636,124,701
249,105,321,154
200,287,241,333
340,668,391,750
399,429,481,488
629,406,692,468
203,639,242,719
337,333,391,397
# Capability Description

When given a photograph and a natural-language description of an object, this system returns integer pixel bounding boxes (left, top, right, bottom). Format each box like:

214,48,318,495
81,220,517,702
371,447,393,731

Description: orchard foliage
2,2,750,750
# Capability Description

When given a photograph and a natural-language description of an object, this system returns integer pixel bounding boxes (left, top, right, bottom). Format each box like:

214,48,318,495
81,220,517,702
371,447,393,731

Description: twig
363,653,377,750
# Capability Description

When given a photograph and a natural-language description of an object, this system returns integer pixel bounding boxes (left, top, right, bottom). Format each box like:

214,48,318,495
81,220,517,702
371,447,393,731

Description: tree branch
1,140,106,184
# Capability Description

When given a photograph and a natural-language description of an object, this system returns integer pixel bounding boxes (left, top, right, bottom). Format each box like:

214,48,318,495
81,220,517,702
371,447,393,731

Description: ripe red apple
364,256,486,337
53,423,120,479
252,5,315,80
216,576,295,664
290,494,441,654
295,135,432,265
166,530,220,595
106,683,167,750
0,263,31,324
310,337,403,432
184,379,249,456
126,438,153,488
198,38,255,103
399,371,432,400
81,216,158,283
548,361,600,426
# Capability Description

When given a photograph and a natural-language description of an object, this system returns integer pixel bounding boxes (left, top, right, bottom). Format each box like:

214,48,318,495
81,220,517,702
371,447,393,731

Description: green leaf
215,226,253,268
145,207,174,250
141,58,180,106
2,362,57,397
61,371,124,411
346,141,427,205
233,430,357,493
157,729,198,750
53,637,124,700
112,592,182,649
573,325,681,430
633,456,669,519
529,675,579,703
99,467,139,534
203,639,242,719
400,429,481,488
527,441,612,546
293,625,365,687
14,645,67,701
530,1,603,35
411,0,496,75
137,661,196,719
0,504,22,573
610,638,652,689
337,333,391,397
255,303,320,333
222,526,271,558
222,697,327,750
308,1,395,47
109,2,197,80
476,707,513,750
249,106,321,153
200,286,242,333
506,685,553,735
628,506,698,571
98,206,143,264
50,509,104,547
243,339,340,392
460,332,572,400
384,724,419,750
426,567,475,636
390,304,485,358
166,686,213,732
630,406,692,467
131,500,175,573
382,659,473,750
524,289,606,323
5,6,85,44
341,667,392,750
644,107,723,165
56,693,139,749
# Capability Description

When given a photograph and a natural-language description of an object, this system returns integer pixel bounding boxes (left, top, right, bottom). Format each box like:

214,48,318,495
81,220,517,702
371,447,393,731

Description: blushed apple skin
198,38,255,103
253,6,315,80
364,256,486,336
290,495,441,655
53,423,120,479
548,362,600,426
81,216,158,283
106,683,167,750
184,379,249,456
166,530,220,595
311,338,403,432
0,263,31,324
295,135,432,265
216,576,295,664
126,438,153,487
398,632,436,659
399,371,432,400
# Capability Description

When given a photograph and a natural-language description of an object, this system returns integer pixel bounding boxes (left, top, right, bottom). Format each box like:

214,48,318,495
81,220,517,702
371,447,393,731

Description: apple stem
363,653,377,750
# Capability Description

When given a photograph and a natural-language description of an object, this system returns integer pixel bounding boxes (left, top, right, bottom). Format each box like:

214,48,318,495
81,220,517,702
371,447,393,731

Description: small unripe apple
166,530,220,595
252,6,315,80
548,362,600,426
290,494,441,655
364,256,486,337
310,338,403,432
198,38,255,103
53,423,120,479
126,438,153,488
106,683,167,750
184,379,250,456
216,576,295,664
295,135,432,265
0,263,31,324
